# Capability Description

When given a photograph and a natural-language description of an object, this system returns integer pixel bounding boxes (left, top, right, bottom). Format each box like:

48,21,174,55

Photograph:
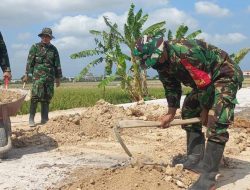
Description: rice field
8,78,250,115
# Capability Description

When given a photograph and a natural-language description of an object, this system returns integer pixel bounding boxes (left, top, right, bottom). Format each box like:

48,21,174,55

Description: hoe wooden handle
118,117,201,129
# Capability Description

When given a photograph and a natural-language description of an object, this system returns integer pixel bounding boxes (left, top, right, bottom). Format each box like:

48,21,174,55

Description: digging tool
114,117,201,157
22,82,31,101
4,77,9,90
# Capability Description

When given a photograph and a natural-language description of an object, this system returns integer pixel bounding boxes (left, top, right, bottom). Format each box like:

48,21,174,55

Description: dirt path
1,100,250,190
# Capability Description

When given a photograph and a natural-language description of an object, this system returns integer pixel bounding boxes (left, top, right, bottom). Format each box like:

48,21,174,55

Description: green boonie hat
133,35,164,68
38,27,55,39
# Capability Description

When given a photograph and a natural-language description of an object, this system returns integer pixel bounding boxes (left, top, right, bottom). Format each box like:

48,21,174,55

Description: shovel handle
4,76,9,89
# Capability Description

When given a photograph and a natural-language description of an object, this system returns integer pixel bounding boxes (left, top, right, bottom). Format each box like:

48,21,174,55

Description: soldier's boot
29,101,37,127
189,140,225,190
41,102,49,124
180,131,205,171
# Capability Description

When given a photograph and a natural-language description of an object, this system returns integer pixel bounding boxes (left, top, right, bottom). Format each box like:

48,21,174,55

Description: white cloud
0,0,168,26
17,32,32,41
53,12,127,37
195,1,230,17
247,6,250,13
148,8,198,30
53,36,91,51
11,43,30,50
198,32,247,45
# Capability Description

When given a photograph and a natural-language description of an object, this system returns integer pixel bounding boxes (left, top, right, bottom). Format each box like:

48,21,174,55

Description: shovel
114,117,201,157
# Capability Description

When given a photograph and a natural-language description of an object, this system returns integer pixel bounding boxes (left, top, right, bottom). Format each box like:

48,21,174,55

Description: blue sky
1,0,250,79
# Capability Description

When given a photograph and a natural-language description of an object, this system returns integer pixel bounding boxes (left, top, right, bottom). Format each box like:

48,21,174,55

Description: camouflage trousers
31,80,54,103
181,78,242,144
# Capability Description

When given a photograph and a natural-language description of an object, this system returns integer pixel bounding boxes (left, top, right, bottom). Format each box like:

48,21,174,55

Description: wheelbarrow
114,117,201,157
0,79,27,158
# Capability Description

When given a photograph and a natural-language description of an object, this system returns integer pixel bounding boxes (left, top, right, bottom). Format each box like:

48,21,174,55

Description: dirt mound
233,117,250,133
0,89,23,104
12,100,175,147
55,163,198,190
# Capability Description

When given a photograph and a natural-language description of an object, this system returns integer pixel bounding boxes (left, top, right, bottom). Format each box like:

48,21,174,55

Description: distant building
82,72,97,81
243,71,250,77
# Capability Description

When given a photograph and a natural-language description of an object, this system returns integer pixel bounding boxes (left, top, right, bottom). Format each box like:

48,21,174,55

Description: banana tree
103,3,166,101
230,48,250,64
167,24,202,40
70,24,121,97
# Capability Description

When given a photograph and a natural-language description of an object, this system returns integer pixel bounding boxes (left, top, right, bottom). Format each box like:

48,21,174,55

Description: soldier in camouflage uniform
23,28,62,127
134,35,243,190
0,32,11,80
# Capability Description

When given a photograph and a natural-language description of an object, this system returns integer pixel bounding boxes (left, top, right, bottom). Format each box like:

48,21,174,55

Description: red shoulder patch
180,59,211,89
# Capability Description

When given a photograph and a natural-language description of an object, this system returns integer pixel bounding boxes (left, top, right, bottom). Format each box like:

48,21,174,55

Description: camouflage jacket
0,32,11,72
26,42,62,82
155,39,243,108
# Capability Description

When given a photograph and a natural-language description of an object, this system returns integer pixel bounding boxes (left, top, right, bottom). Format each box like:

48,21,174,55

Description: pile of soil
12,100,174,147
54,163,198,190
233,117,250,133
0,89,23,104
10,99,250,190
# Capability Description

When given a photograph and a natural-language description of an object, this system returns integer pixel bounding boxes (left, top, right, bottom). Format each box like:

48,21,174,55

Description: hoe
114,117,201,157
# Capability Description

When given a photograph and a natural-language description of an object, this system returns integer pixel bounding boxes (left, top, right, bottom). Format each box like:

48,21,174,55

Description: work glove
55,78,60,87
3,71,11,80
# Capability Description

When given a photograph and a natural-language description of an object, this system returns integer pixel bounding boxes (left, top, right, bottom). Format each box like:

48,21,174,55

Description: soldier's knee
206,123,229,144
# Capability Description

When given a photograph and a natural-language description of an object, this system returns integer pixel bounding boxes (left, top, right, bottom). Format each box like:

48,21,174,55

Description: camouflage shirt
0,32,11,72
155,39,243,108
26,42,62,82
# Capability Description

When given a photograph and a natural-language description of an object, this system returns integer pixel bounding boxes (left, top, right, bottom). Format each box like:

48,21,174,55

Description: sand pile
0,89,23,104
54,162,198,190
126,103,181,120
233,117,250,133
12,100,175,147
12,100,128,147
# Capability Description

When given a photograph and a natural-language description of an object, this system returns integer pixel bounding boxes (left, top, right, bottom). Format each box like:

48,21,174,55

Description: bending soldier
134,35,243,190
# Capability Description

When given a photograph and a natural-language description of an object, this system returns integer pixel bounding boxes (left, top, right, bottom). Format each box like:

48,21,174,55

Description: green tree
71,3,166,101
167,24,202,40
102,3,166,101
230,48,250,64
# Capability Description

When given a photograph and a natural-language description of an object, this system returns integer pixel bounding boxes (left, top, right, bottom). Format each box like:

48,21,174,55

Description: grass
15,77,250,115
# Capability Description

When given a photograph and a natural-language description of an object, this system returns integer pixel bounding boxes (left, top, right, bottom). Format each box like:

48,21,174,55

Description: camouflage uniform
0,32,11,73
134,36,243,144
25,27,62,127
26,42,62,103
134,35,243,189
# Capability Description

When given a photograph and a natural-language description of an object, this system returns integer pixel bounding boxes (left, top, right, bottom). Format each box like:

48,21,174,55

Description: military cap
38,27,55,39
133,35,164,68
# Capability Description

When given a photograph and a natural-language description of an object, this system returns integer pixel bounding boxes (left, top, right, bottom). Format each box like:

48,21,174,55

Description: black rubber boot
182,131,205,171
41,102,49,124
189,140,225,190
29,101,37,127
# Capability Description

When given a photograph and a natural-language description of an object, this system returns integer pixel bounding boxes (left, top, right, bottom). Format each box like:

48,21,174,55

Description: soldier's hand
22,74,28,83
3,71,11,80
55,78,60,87
159,107,177,129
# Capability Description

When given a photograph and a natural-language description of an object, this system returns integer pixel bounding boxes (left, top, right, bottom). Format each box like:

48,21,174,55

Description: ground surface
1,88,250,190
